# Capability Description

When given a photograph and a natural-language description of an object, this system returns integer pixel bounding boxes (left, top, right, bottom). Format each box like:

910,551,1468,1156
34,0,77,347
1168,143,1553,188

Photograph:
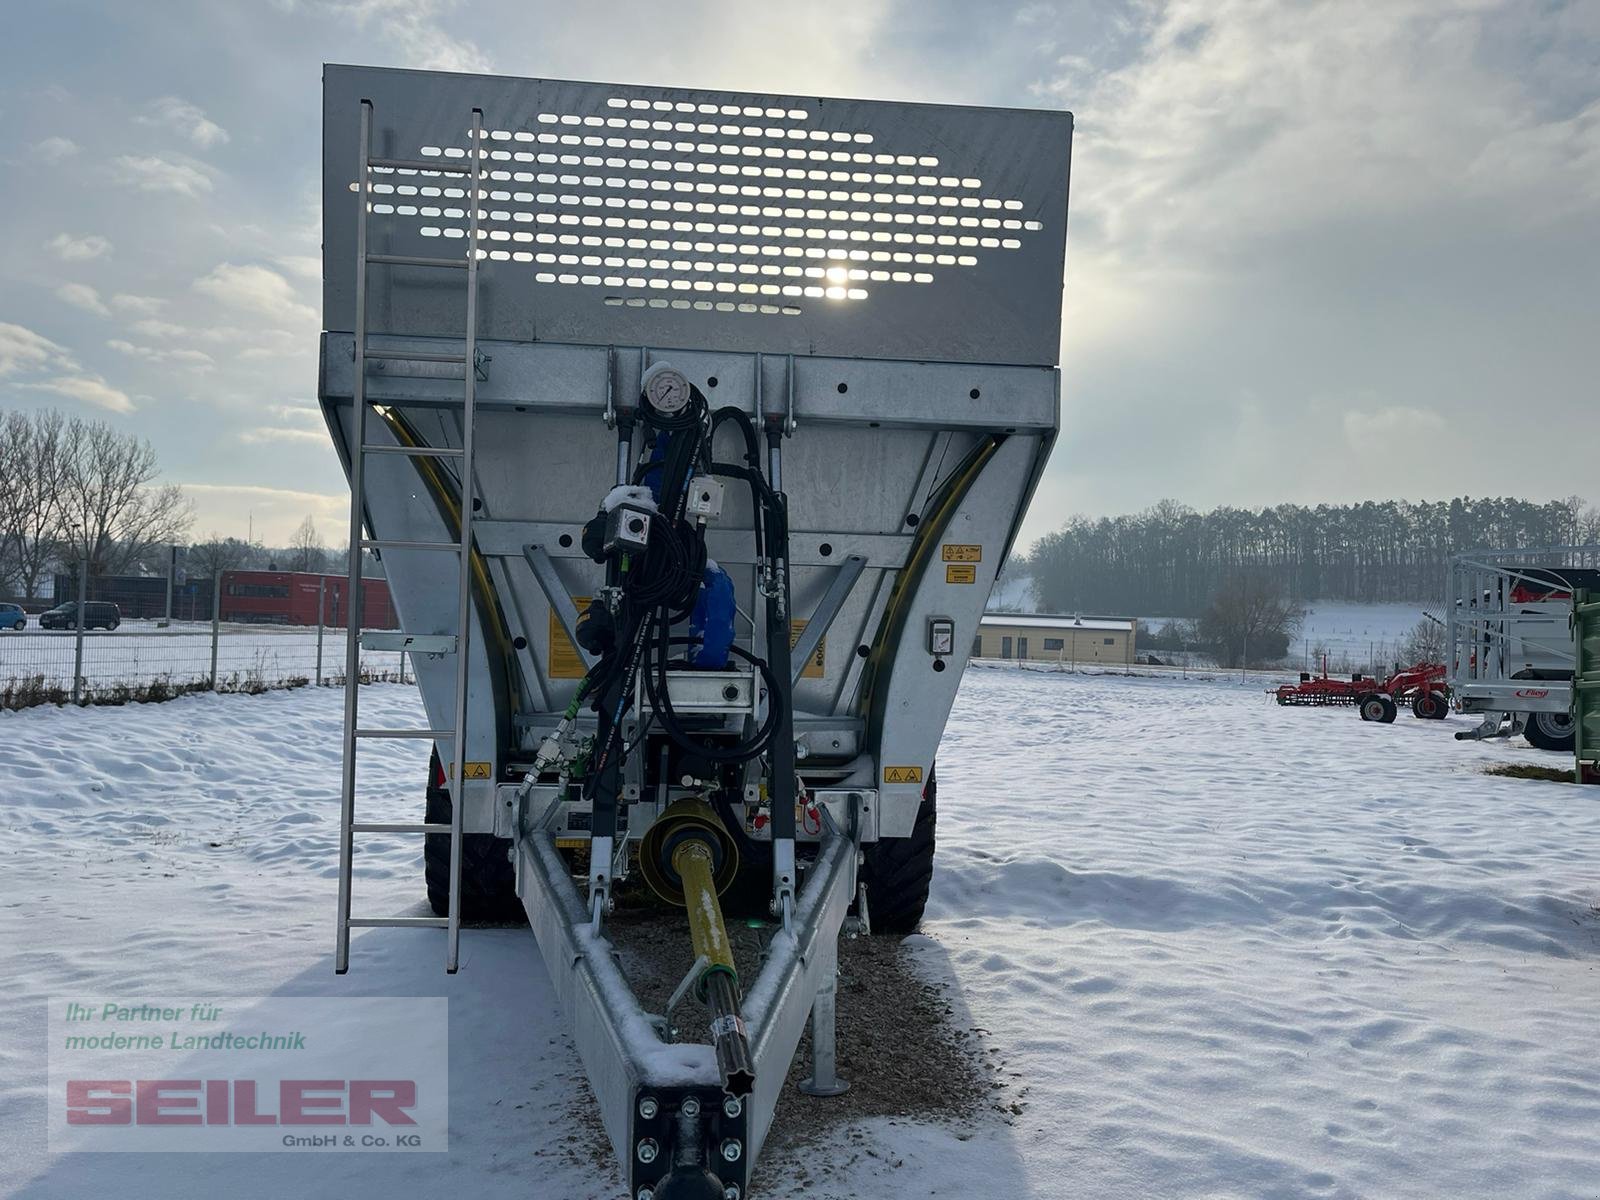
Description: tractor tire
1411,691,1448,720
1524,711,1576,753
424,751,525,923
861,773,936,935
1359,694,1396,723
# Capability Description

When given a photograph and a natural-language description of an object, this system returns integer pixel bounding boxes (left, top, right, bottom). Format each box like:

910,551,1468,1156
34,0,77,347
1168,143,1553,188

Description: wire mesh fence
0,622,409,710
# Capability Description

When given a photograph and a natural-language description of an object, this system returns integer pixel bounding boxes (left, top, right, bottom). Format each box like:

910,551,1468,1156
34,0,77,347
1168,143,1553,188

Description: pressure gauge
642,363,692,415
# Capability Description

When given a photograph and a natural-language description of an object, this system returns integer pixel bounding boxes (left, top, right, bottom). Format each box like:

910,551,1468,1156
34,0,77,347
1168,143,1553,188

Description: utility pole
72,560,88,706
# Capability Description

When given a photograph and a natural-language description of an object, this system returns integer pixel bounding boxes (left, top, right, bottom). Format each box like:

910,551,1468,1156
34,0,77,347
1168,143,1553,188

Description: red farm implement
1274,660,1449,724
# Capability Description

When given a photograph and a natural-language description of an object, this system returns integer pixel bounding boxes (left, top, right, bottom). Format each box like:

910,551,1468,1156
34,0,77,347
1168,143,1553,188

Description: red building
219,571,397,628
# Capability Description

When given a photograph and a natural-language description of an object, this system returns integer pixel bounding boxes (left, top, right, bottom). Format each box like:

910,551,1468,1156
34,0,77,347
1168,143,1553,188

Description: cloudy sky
2,0,1596,549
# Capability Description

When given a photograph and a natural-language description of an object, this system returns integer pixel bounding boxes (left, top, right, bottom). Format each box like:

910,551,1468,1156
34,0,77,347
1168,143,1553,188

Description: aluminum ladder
334,100,484,975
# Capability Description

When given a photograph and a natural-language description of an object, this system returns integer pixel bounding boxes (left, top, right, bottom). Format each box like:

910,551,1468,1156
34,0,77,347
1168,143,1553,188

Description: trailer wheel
1524,711,1576,753
424,750,525,923
861,772,936,934
1411,691,1448,720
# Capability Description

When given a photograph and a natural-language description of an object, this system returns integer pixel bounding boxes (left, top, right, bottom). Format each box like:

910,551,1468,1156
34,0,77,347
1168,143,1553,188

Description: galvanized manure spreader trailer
1447,548,1600,752
318,64,1071,1198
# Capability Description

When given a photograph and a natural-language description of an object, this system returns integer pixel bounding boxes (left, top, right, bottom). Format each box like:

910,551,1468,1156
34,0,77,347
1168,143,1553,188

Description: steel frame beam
513,814,859,1194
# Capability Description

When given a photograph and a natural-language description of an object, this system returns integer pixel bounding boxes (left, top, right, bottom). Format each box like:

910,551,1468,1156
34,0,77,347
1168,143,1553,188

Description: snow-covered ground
3,669,1598,1198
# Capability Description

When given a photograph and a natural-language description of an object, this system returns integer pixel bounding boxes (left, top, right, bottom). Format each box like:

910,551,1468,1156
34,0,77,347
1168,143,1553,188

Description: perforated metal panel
323,65,1072,366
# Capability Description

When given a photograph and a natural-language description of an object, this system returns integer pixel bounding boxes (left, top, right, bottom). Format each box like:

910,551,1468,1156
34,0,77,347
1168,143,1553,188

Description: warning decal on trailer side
941,544,982,563
788,620,826,679
882,765,924,784
946,564,977,584
448,761,494,780
549,596,591,679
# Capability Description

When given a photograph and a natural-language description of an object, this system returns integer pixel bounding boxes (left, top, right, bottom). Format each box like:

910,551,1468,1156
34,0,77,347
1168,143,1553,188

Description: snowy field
1296,601,1435,667
3,668,1598,1198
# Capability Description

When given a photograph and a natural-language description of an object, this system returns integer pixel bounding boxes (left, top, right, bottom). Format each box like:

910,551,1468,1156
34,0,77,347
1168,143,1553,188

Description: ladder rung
365,349,467,363
352,822,452,834
354,727,452,739
361,538,464,552
347,916,451,928
369,156,474,176
366,252,469,270
360,443,465,458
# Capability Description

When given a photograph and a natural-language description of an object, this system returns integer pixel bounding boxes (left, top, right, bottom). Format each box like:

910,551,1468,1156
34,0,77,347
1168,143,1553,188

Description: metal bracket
771,837,796,934
646,953,710,1041
784,353,797,435
791,554,867,688
359,632,457,656
523,543,598,670
589,834,615,931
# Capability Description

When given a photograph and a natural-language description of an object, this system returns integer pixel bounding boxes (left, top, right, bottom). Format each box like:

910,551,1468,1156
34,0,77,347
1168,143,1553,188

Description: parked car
39,601,121,631
0,602,26,631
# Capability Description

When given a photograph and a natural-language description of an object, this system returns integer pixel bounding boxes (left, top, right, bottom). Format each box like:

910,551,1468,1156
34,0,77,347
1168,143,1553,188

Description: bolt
637,1189,655,1200
681,1095,701,1118
638,1096,658,1120
723,1188,741,1200
721,1138,742,1163
722,1095,743,1119
637,1137,659,1164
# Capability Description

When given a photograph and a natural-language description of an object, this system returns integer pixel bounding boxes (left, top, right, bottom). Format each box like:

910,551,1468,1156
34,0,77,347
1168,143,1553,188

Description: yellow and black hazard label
788,620,825,679
448,761,494,780
549,596,590,680
945,563,977,584
941,544,982,563
882,765,924,785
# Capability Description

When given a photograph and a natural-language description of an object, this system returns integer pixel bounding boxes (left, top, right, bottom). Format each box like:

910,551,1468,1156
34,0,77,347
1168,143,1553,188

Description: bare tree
286,515,326,574
187,534,258,584
55,418,193,577
1198,575,1304,668
1401,616,1447,664
0,409,70,598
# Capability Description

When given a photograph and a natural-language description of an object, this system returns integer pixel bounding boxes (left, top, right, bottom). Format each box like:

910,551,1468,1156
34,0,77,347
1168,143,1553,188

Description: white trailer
317,64,1071,1197
1447,547,1600,752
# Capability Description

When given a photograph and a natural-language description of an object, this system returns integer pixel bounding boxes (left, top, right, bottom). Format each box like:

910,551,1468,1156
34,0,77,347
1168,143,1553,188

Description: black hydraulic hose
760,479,797,847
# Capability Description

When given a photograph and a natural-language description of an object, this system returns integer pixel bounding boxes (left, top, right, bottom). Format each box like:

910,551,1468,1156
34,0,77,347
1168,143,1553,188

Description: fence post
210,575,222,691
72,560,88,705
316,576,326,686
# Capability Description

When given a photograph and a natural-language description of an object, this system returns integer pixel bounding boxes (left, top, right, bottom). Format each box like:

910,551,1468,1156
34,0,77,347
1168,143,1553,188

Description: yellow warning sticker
549,596,591,680
941,544,983,563
789,620,825,679
882,765,924,785
448,761,494,780
945,563,977,584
